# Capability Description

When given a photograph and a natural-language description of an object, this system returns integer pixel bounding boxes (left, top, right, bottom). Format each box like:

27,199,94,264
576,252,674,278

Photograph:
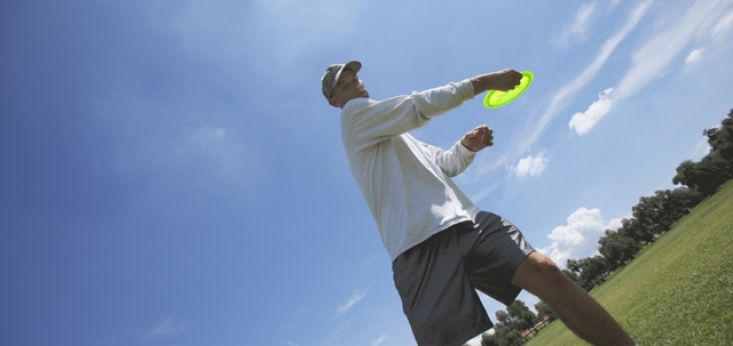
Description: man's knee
514,252,565,291
531,253,563,280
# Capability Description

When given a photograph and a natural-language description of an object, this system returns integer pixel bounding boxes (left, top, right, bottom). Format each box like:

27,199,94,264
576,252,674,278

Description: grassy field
527,180,733,346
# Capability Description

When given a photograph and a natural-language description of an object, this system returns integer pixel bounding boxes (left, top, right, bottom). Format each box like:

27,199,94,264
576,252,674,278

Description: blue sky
2,1,732,345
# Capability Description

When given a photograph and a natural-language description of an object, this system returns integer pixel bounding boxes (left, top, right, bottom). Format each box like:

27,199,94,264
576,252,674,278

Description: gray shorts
392,211,535,346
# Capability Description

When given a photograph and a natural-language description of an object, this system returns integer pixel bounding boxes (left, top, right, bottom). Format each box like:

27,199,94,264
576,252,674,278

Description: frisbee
483,70,534,109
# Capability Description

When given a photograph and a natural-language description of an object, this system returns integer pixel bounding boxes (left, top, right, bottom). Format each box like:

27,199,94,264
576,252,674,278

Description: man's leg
511,252,635,346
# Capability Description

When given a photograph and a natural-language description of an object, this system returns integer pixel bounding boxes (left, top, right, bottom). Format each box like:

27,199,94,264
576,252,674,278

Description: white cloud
371,335,389,346
147,316,186,338
684,48,705,64
554,2,597,47
569,88,616,135
336,287,369,315
539,208,623,267
513,152,548,177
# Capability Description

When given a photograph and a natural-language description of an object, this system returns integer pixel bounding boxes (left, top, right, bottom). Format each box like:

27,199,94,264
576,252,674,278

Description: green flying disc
483,70,534,109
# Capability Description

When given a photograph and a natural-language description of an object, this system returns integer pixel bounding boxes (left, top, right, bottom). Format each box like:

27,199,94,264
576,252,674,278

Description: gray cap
321,60,362,99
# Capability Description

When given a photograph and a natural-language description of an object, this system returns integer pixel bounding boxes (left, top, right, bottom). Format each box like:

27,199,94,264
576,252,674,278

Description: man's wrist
460,140,478,153
470,73,496,96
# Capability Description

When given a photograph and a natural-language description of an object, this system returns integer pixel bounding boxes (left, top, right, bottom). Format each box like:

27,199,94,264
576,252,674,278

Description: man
322,60,636,346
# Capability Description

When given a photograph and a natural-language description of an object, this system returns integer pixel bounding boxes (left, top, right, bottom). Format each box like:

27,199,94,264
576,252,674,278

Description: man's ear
328,97,341,108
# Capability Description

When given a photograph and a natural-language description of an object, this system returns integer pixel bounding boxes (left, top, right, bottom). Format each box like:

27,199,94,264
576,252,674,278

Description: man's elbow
443,168,461,177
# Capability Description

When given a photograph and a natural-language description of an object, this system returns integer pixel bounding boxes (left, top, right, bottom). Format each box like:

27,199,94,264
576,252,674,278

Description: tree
567,256,609,290
631,195,665,241
673,160,697,189
562,268,580,283
482,299,540,345
673,109,733,195
674,154,732,196
534,300,556,321
626,188,701,243
481,324,523,346
479,332,498,346
598,229,639,269
617,217,649,244
506,300,539,332
705,108,733,161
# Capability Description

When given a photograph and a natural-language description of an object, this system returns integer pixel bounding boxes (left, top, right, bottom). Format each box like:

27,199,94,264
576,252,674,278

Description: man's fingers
484,127,493,145
496,70,522,90
481,126,493,137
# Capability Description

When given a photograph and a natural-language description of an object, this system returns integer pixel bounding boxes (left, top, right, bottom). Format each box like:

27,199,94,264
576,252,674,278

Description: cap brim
332,60,362,92
343,60,361,73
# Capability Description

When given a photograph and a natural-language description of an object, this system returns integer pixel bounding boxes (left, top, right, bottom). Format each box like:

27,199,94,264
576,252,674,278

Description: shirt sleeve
344,79,475,148
425,140,476,177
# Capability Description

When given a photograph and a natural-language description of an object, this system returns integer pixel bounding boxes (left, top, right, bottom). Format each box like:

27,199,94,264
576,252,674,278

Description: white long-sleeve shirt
340,79,480,260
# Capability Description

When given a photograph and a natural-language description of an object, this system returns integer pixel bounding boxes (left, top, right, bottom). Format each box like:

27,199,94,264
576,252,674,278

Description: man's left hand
461,125,493,152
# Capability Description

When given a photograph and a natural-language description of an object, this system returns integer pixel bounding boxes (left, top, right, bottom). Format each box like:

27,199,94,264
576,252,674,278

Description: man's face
329,70,369,108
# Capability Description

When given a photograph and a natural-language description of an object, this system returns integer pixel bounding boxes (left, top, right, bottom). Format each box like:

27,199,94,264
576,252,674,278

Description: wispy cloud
336,287,369,315
147,316,186,338
539,208,623,267
469,181,501,205
371,334,389,346
685,10,733,66
615,1,730,100
476,0,653,175
553,2,597,47
687,137,712,161
713,11,733,36
568,0,732,135
323,320,352,344
249,0,368,70
189,126,253,175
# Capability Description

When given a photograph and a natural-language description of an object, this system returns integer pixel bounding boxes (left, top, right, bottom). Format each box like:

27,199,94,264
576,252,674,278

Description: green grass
527,180,733,346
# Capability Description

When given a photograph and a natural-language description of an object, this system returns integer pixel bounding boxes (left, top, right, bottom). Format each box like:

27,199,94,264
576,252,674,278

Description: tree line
564,108,732,292
465,108,733,346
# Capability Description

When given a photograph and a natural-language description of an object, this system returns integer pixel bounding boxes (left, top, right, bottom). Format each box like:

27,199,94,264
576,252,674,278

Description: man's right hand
471,69,522,95
461,124,494,152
